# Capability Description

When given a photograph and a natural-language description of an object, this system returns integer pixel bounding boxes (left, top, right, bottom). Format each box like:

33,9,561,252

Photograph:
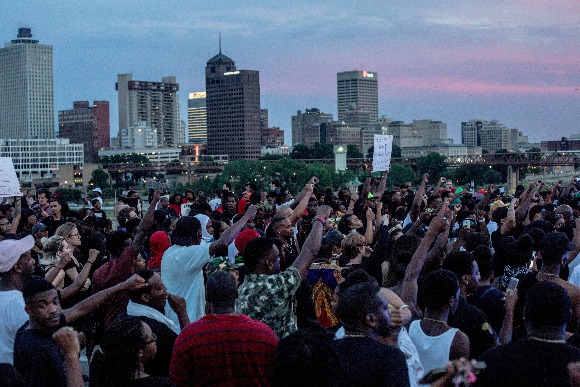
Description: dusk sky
4,1,580,145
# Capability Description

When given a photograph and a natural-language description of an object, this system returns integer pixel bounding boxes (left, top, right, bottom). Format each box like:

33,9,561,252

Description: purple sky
5,1,580,145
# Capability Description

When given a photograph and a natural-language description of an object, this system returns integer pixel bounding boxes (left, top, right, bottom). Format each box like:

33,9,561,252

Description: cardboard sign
181,203,191,217
0,158,21,197
372,135,394,172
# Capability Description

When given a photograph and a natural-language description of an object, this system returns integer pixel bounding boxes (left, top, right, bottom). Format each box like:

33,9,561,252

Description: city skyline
3,1,579,146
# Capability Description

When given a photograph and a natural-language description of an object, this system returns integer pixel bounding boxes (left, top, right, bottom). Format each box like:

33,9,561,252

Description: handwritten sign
372,135,393,172
0,158,21,197
181,203,191,217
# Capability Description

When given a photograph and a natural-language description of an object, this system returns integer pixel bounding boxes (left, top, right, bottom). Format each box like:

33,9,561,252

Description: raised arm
10,197,21,234
500,197,517,236
374,171,388,201
363,207,374,244
130,191,161,252
59,249,98,302
288,183,314,226
410,174,428,222
63,274,146,323
401,199,449,316
290,177,318,209
45,253,71,284
291,205,330,278
52,327,84,387
434,176,446,194
210,204,259,255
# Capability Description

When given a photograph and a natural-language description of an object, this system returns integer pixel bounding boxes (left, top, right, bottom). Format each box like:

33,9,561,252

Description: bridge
102,152,580,174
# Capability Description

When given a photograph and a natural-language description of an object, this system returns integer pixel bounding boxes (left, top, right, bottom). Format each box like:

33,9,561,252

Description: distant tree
450,164,503,186
290,144,312,159
55,188,82,204
387,165,416,187
347,145,363,159
417,152,448,179
89,168,109,189
366,146,374,159
392,144,401,158
311,143,334,159
290,143,334,159
260,153,283,160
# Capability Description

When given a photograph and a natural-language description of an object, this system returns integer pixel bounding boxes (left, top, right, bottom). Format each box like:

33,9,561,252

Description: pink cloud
386,76,577,96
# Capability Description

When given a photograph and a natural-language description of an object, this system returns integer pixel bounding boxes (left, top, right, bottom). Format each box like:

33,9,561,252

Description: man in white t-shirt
161,205,258,326
0,235,35,365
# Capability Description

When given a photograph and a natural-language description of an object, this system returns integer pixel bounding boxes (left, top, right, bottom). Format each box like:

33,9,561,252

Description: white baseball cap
0,235,34,273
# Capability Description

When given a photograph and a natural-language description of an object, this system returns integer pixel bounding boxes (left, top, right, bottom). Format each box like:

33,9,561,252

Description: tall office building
116,73,180,148
205,49,261,160
187,92,207,143
461,119,516,152
0,28,54,138
337,70,378,125
58,101,110,162
291,108,333,146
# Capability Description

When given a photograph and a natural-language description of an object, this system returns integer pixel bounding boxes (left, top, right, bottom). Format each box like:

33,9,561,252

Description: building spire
219,32,222,54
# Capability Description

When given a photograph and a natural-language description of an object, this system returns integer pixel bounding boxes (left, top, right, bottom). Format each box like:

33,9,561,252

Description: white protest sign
372,135,393,172
181,203,191,217
0,157,21,197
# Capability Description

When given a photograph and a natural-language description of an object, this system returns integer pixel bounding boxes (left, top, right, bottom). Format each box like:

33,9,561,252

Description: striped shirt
170,313,278,387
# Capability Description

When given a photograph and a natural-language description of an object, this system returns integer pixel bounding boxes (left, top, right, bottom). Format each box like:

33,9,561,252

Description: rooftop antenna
219,32,222,54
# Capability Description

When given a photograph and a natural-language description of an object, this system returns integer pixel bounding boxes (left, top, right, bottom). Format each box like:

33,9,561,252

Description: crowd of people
4,173,580,386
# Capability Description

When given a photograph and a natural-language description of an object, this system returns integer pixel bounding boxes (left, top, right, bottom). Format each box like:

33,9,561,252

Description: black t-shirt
334,336,410,387
467,285,506,333
448,297,498,359
41,216,67,237
139,316,178,378
129,376,174,387
477,338,580,386
14,317,67,387
93,209,108,220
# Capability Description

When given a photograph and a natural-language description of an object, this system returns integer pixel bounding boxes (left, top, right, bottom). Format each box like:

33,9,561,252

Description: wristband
314,216,326,226
399,304,410,311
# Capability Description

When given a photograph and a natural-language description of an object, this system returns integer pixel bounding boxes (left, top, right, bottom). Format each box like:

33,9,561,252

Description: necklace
539,271,560,278
529,336,566,344
423,317,448,325
342,330,368,339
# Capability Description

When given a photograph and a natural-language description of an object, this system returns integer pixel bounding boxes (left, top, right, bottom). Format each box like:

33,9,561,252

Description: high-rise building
116,73,180,148
337,70,378,125
260,109,269,131
461,120,517,152
291,108,333,146
262,126,285,148
205,49,261,160
0,28,54,139
120,121,157,149
187,92,207,143
58,101,109,162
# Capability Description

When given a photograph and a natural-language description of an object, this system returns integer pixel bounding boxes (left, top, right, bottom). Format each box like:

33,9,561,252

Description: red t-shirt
92,246,137,327
170,314,278,387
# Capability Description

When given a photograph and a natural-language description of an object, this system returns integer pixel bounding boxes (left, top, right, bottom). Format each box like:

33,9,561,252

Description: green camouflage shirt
236,266,301,338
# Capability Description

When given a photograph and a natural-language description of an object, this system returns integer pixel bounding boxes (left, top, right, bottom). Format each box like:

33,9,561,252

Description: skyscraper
205,48,261,160
291,108,333,146
58,101,110,162
187,92,207,143
116,73,180,148
337,70,378,125
0,28,54,139
461,119,517,152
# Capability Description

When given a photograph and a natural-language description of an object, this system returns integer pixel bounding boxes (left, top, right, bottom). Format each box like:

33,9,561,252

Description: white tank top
408,319,459,375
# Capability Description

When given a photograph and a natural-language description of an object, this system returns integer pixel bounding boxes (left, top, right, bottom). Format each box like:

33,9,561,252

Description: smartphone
507,278,519,292
418,361,487,384
462,219,472,229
